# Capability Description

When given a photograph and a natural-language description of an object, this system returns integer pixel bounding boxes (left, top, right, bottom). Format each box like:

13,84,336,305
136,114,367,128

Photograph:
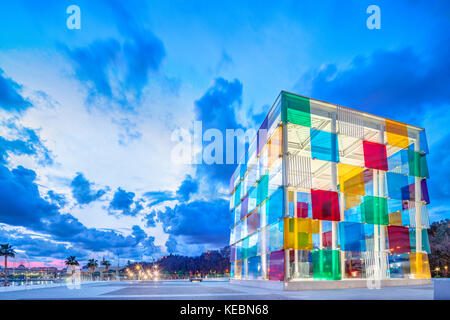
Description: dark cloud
156,199,230,247
165,235,178,254
302,34,450,123
175,175,198,202
46,190,67,208
108,187,143,217
144,175,199,208
194,77,243,185
70,173,107,205
62,39,121,101
62,1,166,109
0,68,32,113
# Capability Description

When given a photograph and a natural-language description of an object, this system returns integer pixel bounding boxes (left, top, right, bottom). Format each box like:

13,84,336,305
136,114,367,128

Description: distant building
229,91,431,287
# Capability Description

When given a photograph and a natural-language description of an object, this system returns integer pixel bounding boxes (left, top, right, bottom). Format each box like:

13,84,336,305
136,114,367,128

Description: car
189,277,203,282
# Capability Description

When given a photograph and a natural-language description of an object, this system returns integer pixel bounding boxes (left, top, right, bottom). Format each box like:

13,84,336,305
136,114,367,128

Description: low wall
230,279,284,290
285,278,431,291
230,278,431,291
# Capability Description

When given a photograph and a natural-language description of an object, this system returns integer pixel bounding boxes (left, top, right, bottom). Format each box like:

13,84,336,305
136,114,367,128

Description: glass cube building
229,91,431,282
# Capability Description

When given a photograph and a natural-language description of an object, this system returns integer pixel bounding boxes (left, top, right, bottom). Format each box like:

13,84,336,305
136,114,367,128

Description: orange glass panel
345,194,362,210
409,253,431,279
386,119,409,149
388,211,402,226
338,163,365,196
268,126,282,168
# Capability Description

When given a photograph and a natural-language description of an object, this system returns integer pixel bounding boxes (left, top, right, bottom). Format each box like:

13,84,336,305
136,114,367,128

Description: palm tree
0,244,16,285
100,258,111,281
87,259,98,281
65,256,79,276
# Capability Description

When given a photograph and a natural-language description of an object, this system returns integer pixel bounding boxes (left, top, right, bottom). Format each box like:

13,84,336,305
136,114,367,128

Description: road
0,280,434,300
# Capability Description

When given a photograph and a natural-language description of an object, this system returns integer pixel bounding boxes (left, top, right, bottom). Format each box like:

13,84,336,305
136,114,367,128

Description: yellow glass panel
388,211,402,226
284,218,316,250
386,119,409,149
338,163,365,195
409,253,431,279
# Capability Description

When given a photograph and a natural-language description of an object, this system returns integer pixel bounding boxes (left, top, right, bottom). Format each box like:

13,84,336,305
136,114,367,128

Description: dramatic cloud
144,175,199,207
0,68,32,113
302,36,450,122
46,190,67,208
194,77,243,185
70,173,107,205
165,235,178,254
62,1,165,108
156,199,230,247
0,120,53,166
108,187,143,217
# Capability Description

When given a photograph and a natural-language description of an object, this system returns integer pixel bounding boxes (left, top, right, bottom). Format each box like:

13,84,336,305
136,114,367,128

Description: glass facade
229,91,431,282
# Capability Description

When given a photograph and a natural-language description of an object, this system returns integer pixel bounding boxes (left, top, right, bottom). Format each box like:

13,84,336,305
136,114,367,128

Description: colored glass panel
387,149,409,174
247,255,261,280
409,253,431,279
267,126,282,168
386,119,409,149
297,202,309,218
268,250,284,281
234,183,241,207
338,163,365,195
282,93,311,127
247,209,259,235
419,130,429,154
361,196,389,225
283,218,318,250
363,141,388,171
408,150,429,178
311,190,340,221
339,222,366,252
386,172,409,201
388,226,411,254
312,250,341,280
389,211,403,226
265,188,284,226
240,195,248,219
257,174,269,207
310,129,339,162
389,253,410,278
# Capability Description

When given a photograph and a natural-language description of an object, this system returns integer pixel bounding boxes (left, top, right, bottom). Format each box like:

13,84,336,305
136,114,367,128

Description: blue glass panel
310,129,339,162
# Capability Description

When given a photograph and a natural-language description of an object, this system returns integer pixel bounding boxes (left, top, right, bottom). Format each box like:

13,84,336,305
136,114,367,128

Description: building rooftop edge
280,90,425,131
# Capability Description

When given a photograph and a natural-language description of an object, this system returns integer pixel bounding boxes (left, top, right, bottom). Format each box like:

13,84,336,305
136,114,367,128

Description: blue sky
0,0,448,267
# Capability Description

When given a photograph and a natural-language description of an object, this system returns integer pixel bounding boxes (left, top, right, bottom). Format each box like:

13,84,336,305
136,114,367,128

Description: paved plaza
0,280,435,300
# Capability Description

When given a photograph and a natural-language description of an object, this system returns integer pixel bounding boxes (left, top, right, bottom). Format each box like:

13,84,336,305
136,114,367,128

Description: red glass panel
296,202,309,218
388,226,411,253
311,190,340,221
323,230,333,248
363,141,388,171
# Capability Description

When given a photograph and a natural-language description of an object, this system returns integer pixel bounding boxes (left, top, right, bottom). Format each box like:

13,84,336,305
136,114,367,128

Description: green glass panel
257,174,269,206
241,236,249,259
281,92,311,127
409,228,431,254
360,196,389,225
422,229,431,254
408,150,429,178
312,250,341,280
298,233,309,248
